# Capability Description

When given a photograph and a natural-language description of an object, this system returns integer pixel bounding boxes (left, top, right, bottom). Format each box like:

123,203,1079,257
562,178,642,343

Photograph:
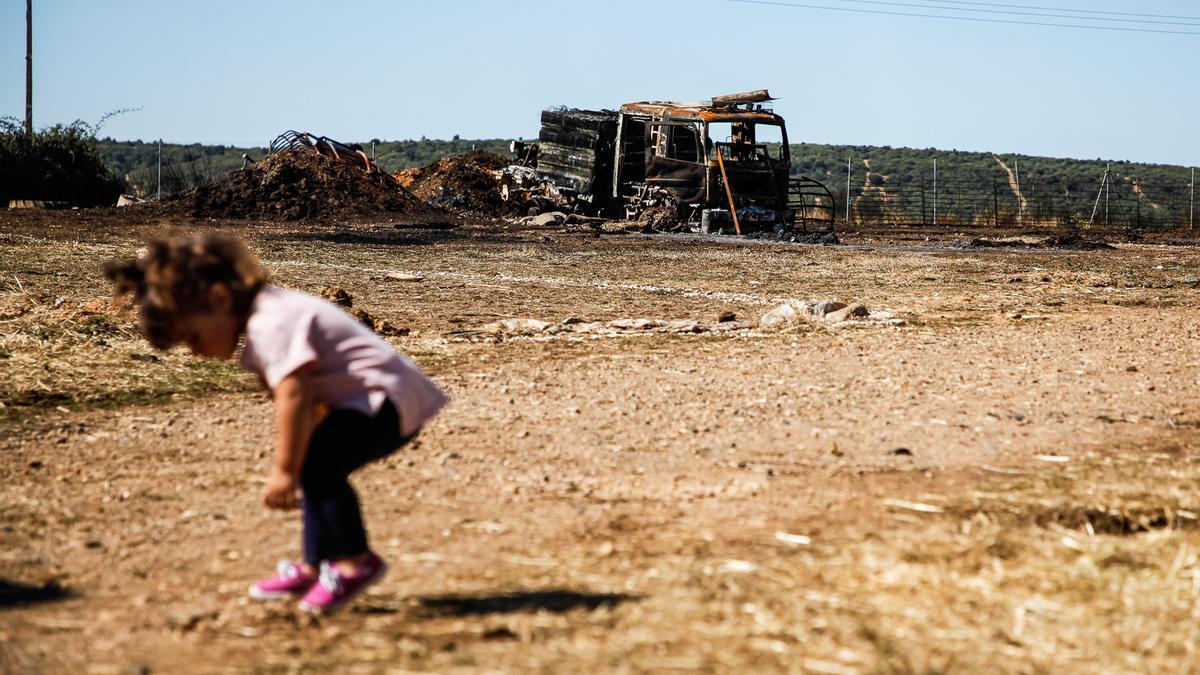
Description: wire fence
831,179,1196,230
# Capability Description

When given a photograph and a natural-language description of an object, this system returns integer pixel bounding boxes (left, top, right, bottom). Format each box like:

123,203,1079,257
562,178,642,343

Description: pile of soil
395,151,517,216
169,151,449,222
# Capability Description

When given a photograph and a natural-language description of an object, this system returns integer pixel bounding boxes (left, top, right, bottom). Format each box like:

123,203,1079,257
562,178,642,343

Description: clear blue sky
2,0,1197,166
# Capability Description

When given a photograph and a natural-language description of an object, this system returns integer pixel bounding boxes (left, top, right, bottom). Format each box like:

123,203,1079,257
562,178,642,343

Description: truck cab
615,91,791,230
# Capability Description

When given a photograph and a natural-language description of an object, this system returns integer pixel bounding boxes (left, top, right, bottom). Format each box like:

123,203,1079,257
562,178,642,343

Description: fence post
845,155,852,226
933,159,938,226
1191,167,1195,229
921,183,926,225
993,182,999,227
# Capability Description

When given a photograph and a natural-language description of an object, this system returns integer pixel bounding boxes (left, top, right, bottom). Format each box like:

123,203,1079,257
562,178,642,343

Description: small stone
825,304,870,322
809,300,847,316
887,447,913,456
759,302,803,327
1125,365,1139,372
166,605,217,631
383,272,423,282
495,318,551,334
718,311,737,323
28,460,43,469
530,211,567,227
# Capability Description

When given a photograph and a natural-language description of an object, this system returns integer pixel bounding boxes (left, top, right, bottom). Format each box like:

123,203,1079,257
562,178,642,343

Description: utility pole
157,139,162,201
25,0,33,136
845,155,852,226
933,159,938,226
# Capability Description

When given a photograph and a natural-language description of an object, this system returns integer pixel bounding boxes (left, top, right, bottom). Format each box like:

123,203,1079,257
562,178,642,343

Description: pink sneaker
248,560,317,601
298,553,388,614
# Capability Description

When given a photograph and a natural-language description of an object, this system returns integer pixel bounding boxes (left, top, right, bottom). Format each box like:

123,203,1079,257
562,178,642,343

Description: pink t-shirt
239,285,448,437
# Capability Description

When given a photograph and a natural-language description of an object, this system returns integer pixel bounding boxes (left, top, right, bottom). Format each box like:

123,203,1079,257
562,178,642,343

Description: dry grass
0,280,254,426
770,448,1200,674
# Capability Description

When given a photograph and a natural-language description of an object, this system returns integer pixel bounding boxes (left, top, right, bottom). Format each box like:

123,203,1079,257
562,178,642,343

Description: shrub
0,117,124,206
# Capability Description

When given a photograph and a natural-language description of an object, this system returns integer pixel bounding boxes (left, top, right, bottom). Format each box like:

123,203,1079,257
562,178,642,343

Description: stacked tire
537,108,618,200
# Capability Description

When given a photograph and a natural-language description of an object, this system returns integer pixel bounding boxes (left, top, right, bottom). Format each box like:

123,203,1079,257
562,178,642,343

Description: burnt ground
2,211,1200,673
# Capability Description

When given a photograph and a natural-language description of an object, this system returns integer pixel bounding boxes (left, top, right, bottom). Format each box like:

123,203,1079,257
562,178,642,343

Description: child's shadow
417,590,637,617
355,590,638,617
0,578,71,609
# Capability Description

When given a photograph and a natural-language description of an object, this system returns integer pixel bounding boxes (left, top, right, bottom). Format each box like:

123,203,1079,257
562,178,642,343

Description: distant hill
98,138,1195,227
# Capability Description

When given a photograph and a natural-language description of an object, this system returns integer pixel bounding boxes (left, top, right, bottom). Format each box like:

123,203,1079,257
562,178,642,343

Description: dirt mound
395,151,517,216
166,151,450,222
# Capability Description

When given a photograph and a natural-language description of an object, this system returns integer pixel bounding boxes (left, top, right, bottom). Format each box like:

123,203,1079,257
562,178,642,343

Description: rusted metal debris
269,130,394,182
504,90,835,235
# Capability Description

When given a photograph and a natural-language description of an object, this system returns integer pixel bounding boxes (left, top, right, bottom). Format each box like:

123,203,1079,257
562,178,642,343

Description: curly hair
104,233,268,350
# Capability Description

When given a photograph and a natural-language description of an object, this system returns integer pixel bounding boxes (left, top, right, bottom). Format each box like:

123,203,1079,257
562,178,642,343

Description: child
105,233,448,613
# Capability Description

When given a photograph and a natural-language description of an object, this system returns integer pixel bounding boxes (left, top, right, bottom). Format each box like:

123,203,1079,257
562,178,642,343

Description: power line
921,0,1200,22
728,0,1200,35
829,0,1200,27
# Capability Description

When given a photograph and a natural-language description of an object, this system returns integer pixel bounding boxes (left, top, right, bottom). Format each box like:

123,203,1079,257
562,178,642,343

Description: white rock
530,211,567,227
495,318,551,334
759,301,807,327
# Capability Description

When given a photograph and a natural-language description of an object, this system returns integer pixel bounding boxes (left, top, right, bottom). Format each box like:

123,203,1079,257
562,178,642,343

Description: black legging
300,400,409,565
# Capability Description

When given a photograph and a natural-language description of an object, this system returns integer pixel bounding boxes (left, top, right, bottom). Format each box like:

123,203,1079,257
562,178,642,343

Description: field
3,211,1200,674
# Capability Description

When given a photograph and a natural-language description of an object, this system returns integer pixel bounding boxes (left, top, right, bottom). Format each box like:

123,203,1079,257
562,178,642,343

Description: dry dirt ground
3,212,1200,674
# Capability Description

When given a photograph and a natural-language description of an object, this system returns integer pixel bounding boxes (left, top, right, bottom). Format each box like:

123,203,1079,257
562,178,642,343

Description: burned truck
505,90,834,234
